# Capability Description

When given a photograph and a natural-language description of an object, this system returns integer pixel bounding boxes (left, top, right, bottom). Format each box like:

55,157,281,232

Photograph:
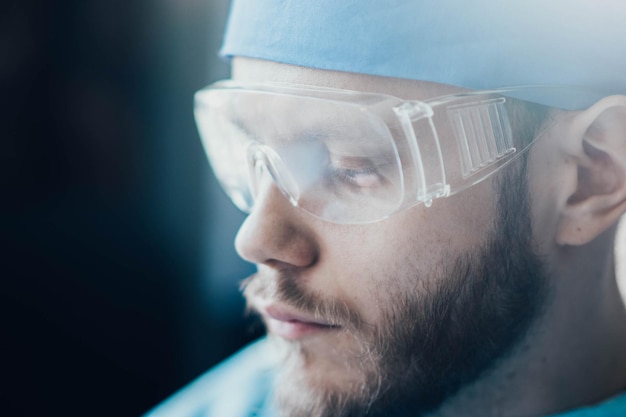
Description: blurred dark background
1,0,260,415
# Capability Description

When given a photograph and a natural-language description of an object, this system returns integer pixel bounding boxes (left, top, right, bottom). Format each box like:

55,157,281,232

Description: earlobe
556,96,626,246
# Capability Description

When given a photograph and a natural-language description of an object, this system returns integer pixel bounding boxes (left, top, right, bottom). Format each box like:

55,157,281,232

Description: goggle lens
196,89,404,223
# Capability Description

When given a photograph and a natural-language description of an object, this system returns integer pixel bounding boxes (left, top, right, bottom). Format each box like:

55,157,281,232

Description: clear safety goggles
194,81,590,224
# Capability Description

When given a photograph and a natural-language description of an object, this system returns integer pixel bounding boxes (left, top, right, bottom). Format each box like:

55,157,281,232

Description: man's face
233,58,549,417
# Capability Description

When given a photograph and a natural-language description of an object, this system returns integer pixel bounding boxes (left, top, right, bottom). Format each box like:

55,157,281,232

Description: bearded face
242,164,550,417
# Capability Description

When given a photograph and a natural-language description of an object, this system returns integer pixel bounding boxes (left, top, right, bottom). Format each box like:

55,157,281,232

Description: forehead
231,57,467,100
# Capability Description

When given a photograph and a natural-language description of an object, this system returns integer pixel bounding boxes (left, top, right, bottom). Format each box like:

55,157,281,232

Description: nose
235,172,319,270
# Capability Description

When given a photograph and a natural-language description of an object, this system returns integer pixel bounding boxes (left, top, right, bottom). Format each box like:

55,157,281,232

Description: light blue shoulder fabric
548,392,626,417
142,339,277,417
143,336,626,417
221,0,626,109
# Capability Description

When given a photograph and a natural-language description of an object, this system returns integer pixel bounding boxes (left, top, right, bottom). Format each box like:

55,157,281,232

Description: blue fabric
143,339,278,417
546,393,626,417
144,338,626,417
221,0,626,109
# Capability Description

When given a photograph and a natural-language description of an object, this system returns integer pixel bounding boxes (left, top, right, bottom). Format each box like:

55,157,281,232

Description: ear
556,95,626,246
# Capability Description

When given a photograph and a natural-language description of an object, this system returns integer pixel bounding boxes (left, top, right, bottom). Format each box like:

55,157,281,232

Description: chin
275,331,369,385
269,334,384,417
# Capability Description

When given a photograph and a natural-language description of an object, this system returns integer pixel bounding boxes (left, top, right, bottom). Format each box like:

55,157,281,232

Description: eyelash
326,161,384,189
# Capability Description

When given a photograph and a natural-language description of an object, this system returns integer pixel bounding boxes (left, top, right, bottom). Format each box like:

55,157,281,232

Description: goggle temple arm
447,97,516,179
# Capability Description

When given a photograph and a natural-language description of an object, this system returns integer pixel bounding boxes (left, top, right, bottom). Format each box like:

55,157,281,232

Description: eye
326,155,388,189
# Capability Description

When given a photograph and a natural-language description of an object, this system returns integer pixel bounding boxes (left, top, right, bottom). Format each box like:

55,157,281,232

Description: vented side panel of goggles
448,98,515,179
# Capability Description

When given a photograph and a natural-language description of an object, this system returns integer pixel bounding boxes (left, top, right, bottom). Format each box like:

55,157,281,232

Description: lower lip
266,317,338,340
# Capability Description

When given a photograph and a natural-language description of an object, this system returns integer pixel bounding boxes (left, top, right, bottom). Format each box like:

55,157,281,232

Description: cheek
311,228,417,324
312,180,496,323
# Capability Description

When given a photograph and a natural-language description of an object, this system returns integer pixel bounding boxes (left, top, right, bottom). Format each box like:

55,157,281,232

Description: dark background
1,1,260,415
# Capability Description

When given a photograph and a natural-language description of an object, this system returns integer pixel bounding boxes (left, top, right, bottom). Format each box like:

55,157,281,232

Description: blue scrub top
144,338,626,417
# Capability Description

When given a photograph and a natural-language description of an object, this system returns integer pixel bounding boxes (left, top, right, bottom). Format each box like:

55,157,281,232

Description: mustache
240,272,366,333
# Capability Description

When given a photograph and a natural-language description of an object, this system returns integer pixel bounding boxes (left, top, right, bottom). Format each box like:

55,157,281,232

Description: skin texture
230,57,626,417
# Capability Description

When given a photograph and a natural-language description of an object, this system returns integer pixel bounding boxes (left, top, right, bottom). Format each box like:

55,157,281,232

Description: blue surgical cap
221,0,626,109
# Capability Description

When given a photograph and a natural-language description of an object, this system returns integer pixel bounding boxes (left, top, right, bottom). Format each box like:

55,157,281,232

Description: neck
431,232,626,417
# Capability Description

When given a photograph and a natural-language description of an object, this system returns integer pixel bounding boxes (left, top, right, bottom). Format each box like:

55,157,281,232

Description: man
146,1,626,416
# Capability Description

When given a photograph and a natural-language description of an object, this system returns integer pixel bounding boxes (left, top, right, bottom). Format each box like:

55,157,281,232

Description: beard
242,163,550,417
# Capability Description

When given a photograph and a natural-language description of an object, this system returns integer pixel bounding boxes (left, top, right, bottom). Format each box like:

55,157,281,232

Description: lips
262,304,339,340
